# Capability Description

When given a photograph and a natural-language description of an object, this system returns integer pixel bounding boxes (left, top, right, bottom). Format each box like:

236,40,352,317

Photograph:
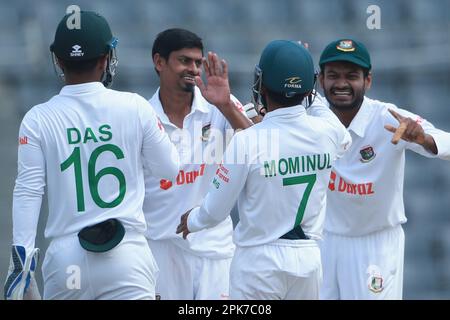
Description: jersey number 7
60,144,126,212
282,174,316,228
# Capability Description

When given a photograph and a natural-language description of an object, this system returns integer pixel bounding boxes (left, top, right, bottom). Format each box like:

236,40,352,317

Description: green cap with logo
50,11,118,61
258,40,315,95
77,219,125,253
319,39,371,70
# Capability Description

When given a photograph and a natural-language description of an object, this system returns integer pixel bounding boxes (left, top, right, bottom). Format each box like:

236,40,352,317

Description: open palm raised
195,51,231,109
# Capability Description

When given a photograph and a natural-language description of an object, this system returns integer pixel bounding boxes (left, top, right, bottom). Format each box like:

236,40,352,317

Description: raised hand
384,109,425,145
195,52,231,109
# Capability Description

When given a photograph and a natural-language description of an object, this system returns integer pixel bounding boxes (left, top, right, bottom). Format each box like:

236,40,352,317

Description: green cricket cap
50,11,117,61
319,39,371,70
78,219,125,253
258,40,315,95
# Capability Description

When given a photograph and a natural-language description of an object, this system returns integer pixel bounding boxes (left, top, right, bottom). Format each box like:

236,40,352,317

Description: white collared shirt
325,96,450,236
143,86,245,258
13,82,179,253
188,102,351,247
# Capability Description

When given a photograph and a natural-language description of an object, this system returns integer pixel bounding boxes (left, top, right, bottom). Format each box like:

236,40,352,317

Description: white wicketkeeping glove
4,245,41,300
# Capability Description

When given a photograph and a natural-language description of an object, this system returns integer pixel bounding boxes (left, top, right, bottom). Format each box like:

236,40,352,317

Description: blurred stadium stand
0,0,448,299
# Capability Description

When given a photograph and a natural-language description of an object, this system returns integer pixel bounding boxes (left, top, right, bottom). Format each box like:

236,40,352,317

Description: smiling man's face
320,61,371,111
158,47,203,93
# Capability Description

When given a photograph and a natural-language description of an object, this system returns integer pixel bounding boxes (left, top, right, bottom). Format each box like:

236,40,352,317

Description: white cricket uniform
143,87,244,300
321,96,450,300
12,82,180,299
188,102,351,300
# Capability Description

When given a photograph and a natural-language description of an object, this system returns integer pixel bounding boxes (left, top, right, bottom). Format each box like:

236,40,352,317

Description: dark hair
59,56,103,74
362,68,370,77
265,87,307,107
152,28,203,60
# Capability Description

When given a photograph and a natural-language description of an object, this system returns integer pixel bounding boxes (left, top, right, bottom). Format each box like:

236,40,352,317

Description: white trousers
42,230,158,300
230,239,322,300
320,225,405,300
147,239,231,300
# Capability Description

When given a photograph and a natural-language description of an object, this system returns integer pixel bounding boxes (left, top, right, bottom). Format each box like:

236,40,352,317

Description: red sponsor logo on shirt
328,171,337,191
159,164,206,190
159,179,173,190
19,136,28,145
328,171,374,196
215,164,230,183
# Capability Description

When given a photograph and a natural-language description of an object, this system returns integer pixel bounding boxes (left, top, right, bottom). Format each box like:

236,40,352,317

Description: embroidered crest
360,145,376,163
201,123,211,141
367,265,384,293
336,40,355,52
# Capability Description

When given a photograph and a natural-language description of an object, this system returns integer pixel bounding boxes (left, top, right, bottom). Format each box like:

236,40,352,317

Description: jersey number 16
60,144,126,212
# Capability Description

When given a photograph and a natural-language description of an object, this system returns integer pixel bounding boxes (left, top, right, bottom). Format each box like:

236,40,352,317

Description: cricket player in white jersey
318,39,450,299
3,11,180,300
177,40,351,300
143,28,252,300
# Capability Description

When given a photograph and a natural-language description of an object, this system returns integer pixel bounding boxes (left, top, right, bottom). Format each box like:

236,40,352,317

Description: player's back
230,105,348,246
22,82,166,239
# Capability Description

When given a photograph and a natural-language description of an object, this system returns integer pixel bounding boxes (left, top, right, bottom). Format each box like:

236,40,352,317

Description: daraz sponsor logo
160,164,206,190
328,171,374,195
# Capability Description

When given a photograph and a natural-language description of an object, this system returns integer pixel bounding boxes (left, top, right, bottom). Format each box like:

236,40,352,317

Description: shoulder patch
19,136,28,145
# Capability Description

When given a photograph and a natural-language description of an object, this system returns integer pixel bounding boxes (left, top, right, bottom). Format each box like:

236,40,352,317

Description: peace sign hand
384,109,426,145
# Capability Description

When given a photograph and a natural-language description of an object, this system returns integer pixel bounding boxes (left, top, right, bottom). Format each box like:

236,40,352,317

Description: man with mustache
143,28,252,300
318,38,450,299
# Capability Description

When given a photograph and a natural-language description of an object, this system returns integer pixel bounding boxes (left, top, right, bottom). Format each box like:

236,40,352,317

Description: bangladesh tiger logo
201,123,211,141
360,145,376,163
336,40,355,52
367,265,384,293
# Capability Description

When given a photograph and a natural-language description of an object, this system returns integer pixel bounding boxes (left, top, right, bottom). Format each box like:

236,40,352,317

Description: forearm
188,205,230,232
13,182,43,253
189,159,248,233
13,125,46,252
188,171,241,232
218,100,253,130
